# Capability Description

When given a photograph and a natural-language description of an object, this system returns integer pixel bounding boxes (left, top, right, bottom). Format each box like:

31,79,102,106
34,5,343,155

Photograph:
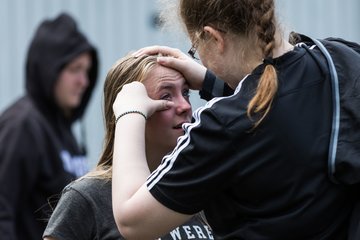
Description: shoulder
0,97,48,151
44,179,103,239
53,178,108,216
0,96,48,134
321,38,360,75
71,176,109,189
321,37,360,54
0,97,33,125
65,177,111,203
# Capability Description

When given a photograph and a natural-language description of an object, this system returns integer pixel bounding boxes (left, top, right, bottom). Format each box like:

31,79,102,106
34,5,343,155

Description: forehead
144,65,187,93
69,52,91,65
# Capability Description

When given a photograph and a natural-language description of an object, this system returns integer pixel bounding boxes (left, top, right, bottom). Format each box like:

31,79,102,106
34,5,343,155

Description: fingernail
166,100,174,108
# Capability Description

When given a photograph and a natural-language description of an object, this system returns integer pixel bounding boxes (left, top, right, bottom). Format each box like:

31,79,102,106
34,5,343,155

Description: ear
203,26,225,53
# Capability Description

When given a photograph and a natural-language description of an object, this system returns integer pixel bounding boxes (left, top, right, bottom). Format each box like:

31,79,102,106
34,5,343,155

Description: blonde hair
83,54,158,180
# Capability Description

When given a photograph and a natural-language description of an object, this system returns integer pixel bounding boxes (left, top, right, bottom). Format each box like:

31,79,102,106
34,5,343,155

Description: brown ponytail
247,0,278,127
247,64,277,128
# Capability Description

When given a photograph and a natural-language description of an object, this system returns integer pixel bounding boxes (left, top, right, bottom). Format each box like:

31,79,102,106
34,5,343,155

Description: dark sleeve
147,101,249,214
0,118,41,238
43,186,95,240
199,70,234,100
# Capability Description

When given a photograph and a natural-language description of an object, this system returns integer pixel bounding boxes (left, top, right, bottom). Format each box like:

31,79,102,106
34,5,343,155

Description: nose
175,96,192,115
78,71,89,89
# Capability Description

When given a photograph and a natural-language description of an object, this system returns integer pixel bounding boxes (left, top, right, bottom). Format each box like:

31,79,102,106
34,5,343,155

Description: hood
25,12,98,122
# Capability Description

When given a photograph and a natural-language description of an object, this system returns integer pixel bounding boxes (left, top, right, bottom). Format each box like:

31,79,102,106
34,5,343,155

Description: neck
272,31,294,58
146,144,168,172
61,107,73,119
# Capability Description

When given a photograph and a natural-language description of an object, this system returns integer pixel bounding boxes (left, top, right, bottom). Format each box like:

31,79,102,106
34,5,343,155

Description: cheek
54,79,66,101
146,111,173,132
198,50,208,67
204,60,222,78
151,111,172,126
199,50,222,76
57,74,73,92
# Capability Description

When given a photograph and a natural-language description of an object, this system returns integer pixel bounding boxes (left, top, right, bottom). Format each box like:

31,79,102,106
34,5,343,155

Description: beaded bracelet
115,110,147,124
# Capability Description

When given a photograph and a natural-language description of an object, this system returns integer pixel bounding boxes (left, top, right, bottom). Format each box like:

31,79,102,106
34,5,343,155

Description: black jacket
0,13,98,240
148,43,357,239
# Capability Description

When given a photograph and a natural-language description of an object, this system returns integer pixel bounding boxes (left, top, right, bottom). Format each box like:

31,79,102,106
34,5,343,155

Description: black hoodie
0,13,98,240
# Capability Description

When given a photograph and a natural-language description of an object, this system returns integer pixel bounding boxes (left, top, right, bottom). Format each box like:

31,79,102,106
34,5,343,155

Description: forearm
111,82,192,239
112,113,179,239
112,113,149,207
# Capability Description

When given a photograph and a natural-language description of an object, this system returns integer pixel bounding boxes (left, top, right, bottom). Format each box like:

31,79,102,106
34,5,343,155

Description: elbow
113,206,144,239
115,220,145,240
113,207,131,238
115,223,135,240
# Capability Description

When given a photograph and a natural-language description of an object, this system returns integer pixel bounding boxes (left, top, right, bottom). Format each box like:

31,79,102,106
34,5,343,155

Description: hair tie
115,110,147,124
263,57,274,66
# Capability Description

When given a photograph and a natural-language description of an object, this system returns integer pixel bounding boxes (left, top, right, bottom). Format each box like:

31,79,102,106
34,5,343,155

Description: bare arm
111,82,192,239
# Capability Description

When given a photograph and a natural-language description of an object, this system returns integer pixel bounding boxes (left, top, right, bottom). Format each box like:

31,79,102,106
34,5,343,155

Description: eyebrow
156,81,189,92
156,81,173,90
157,83,174,90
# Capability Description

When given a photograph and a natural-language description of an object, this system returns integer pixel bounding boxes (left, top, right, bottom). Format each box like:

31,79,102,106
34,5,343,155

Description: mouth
173,121,190,130
173,124,183,130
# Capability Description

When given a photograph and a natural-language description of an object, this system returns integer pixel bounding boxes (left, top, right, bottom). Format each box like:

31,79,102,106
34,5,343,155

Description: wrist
115,110,147,125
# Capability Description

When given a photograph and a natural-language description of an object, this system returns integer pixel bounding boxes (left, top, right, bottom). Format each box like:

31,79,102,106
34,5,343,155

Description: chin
168,138,178,149
70,99,82,108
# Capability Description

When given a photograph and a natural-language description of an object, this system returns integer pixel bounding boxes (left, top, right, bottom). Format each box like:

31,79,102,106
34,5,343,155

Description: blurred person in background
0,12,98,240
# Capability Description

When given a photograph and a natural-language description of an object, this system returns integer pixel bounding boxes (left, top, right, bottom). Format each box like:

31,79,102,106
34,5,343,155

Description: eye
160,93,172,100
182,89,190,98
67,65,83,74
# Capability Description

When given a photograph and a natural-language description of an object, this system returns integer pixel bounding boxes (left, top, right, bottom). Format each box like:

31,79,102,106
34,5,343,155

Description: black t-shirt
43,177,214,239
147,46,356,239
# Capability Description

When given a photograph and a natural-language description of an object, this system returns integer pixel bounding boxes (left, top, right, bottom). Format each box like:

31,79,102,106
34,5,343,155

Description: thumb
161,100,174,110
